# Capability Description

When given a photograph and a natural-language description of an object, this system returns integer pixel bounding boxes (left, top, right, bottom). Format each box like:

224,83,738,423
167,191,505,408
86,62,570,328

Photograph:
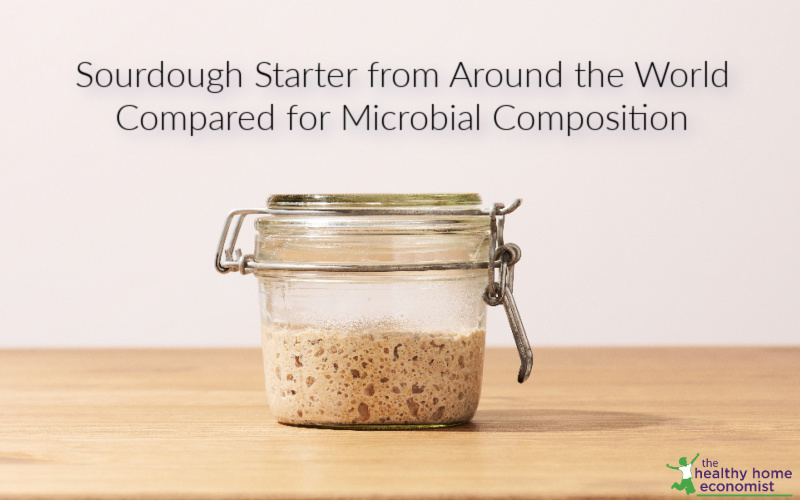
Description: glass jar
215,193,530,429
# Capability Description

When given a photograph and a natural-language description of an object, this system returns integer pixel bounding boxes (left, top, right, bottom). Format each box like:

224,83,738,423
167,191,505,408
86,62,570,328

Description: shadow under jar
215,193,530,430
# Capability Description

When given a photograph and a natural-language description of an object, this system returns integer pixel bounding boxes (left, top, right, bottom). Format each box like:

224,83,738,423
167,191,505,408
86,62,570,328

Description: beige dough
262,327,485,426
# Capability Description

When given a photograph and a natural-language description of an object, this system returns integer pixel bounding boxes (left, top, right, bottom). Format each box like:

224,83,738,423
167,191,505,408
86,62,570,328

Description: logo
667,453,700,495
666,453,794,497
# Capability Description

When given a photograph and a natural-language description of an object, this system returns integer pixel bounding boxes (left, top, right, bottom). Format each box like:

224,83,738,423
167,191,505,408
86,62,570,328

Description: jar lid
257,193,488,233
267,193,482,211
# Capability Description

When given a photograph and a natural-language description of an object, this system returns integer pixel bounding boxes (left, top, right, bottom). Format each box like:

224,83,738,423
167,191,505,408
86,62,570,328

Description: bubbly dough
262,328,485,426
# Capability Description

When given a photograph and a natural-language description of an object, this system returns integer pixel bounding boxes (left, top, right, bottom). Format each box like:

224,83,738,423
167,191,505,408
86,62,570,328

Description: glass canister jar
215,194,531,429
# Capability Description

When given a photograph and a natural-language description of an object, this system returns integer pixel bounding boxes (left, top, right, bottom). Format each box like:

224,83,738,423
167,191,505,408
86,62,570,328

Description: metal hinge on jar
482,200,532,383
214,199,532,383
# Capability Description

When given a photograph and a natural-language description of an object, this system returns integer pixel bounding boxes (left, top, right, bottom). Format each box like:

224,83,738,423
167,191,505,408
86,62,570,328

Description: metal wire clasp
215,208,270,274
482,200,532,383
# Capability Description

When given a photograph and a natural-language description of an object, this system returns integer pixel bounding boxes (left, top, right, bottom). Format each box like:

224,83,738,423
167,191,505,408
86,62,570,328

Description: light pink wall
1,1,798,346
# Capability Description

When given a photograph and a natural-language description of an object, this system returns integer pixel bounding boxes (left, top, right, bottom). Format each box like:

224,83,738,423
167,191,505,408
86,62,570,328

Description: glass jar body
255,196,490,428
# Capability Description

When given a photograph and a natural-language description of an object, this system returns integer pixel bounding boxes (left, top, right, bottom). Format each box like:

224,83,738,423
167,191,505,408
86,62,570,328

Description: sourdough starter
262,328,485,426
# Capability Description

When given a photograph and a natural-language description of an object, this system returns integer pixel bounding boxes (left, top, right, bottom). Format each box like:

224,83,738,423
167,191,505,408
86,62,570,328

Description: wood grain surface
1,347,798,499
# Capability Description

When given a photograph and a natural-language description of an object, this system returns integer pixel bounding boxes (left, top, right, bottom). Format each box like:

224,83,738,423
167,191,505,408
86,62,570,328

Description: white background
1,1,798,347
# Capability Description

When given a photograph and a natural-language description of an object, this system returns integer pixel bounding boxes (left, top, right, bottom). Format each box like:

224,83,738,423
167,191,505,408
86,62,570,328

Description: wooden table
1,348,798,499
